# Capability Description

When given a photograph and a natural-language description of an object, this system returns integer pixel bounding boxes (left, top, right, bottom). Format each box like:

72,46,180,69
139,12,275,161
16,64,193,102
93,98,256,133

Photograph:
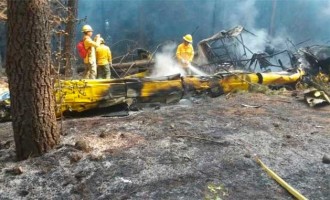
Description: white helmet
81,24,93,33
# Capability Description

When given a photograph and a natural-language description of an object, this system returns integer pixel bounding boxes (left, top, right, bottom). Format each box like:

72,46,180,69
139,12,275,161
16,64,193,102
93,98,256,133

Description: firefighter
176,34,194,75
96,38,112,79
81,24,101,79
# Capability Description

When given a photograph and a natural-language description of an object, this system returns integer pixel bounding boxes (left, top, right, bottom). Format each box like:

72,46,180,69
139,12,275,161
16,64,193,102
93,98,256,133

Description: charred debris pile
119,25,330,103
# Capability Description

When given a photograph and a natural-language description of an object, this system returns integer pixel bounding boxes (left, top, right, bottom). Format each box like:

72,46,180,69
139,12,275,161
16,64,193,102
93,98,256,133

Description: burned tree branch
112,59,155,70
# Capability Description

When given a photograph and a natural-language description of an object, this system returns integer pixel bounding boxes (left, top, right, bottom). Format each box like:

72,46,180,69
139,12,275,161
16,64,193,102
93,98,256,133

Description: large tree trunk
63,0,77,78
6,0,59,160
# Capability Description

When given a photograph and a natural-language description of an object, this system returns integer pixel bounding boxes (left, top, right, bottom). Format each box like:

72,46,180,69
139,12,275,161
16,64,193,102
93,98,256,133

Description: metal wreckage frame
0,26,329,121
196,25,297,73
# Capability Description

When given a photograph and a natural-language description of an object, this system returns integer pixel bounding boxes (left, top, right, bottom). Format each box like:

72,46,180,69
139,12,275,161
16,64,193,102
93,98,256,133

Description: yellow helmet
183,34,193,43
81,24,93,33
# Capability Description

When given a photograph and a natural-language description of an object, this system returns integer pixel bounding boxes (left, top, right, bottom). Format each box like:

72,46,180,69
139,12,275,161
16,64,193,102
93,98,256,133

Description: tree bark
63,0,77,78
6,0,59,160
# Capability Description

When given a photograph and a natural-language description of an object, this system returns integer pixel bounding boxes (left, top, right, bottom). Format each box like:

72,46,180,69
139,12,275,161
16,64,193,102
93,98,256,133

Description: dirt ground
0,91,329,199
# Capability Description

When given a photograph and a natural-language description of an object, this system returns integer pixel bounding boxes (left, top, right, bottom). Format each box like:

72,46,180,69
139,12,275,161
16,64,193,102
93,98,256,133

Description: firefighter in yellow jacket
81,25,101,79
176,34,194,74
96,38,112,79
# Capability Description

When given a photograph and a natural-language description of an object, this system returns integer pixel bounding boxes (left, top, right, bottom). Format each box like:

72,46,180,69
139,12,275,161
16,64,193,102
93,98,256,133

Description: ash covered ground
0,92,329,200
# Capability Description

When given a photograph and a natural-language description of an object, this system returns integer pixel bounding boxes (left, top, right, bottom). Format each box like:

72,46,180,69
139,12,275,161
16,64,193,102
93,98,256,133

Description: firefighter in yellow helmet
176,34,194,74
96,38,112,79
81,24,101,79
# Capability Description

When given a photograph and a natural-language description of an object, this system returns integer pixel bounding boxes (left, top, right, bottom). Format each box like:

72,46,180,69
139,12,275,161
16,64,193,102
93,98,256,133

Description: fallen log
76,59,155,77
112,59,155,70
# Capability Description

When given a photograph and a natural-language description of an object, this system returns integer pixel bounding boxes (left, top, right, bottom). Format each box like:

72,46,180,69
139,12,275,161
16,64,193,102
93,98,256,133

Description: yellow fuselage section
54,70,304,116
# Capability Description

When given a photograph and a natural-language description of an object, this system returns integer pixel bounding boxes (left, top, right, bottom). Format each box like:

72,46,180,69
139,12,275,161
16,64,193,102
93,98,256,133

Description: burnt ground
0,91,329,199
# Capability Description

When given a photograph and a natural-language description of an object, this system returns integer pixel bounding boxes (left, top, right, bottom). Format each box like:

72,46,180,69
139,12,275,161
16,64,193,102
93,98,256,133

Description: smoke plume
150,42,186,77
78,0,330,70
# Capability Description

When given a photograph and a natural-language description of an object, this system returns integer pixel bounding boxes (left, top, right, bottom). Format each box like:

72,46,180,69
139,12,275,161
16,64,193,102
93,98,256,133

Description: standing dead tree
63,0,78,78
6,0,59,160
50,0,79,78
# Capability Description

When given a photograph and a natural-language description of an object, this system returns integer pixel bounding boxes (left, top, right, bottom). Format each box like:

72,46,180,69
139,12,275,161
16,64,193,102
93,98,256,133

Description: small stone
13,166,23,175
74,140,91,152
89,153,105,161
62,176,75,187
5,166,23,175
244,154,251,158
179,99,193,106
18,190,29,197
99,132,107,138
285,135,292,139
0,141,11,149
104,148,115,154
74,171,88,181
69,152,83,163
322,154,330,164
119,133,125,138
273,122,280,128
310,131,318,135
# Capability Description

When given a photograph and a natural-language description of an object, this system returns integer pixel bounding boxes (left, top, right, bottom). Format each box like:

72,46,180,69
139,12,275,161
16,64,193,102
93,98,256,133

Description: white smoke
150,43,209,77
242,29,269,56
150,42,186,77
241,30,293,71
224,0,293,71
321,1,330,16
227,0,258,29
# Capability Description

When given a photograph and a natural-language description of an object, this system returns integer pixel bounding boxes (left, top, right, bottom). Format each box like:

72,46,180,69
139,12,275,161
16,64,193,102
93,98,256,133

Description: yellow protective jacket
96,44,112,66
83,35,99,64
176,43,194,62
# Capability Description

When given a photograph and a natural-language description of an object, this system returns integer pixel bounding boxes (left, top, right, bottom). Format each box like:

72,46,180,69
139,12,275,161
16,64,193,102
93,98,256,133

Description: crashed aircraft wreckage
54,69,304,115
0,69,305,121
